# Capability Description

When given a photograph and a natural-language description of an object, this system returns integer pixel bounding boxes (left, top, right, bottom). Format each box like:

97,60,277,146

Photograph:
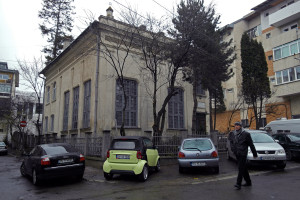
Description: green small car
103,136,160,181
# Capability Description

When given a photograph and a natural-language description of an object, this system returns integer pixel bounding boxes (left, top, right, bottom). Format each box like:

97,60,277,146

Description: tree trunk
192,81,197,135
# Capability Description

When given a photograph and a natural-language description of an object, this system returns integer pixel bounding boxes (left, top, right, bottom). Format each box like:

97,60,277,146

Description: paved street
1,153,300,200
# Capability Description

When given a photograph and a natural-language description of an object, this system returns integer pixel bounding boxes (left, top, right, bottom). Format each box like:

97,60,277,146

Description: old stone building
40,8,210,139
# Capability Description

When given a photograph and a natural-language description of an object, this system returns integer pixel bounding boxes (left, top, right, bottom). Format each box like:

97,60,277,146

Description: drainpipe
94,29,100,135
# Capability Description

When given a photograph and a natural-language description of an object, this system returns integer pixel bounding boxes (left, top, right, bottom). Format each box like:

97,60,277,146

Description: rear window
183,139,212,151
43,145,77,155
112,140,137,150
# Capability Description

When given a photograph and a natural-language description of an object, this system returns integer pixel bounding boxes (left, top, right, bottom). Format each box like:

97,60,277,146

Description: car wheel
32,169,40,185
138,164,149,182
277,162,286,169
155,159,161,172
103,172,113,181
286,150,292,161
20,162,26,177
179,166,184,174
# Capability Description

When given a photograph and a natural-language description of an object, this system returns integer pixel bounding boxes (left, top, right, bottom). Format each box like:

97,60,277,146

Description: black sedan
272,133,300,160
20,143,85,185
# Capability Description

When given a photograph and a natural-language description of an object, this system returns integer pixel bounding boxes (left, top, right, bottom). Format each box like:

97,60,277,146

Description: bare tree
17,57,44,144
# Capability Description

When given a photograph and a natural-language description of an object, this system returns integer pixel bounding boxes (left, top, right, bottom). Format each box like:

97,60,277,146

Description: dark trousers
236,154,251,185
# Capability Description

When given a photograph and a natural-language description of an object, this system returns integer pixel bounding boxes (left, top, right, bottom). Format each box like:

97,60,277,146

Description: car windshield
287,134,300,142
112,140,136,150
0,142,5,145
183,139,212,151
250,133,275,143
43,145,77,155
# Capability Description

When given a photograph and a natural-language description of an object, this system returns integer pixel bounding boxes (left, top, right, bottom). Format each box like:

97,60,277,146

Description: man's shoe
242,182,252,187
234,184,241,190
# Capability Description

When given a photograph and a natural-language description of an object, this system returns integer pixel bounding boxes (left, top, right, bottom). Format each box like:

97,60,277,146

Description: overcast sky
0,0,265,74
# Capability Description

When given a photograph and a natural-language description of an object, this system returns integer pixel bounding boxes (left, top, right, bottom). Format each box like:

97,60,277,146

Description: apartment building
0,62,19,140
216,0,300,132
40,8,210,139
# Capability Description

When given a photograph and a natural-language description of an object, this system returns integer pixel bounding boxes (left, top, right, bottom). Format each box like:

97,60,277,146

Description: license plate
116,155,130,159
260,157,275,160
58,158,74,164
191,162,206,166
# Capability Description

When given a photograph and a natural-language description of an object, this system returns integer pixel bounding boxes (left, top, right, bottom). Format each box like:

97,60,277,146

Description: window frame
63,91,70,131
83,80,91,129
168,88,185,129
52,82,56,101
72,86,79,129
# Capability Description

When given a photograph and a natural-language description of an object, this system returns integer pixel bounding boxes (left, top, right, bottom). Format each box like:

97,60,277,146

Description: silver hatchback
178,138,219,173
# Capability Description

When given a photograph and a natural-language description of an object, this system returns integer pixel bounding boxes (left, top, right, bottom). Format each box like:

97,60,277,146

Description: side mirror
275,140,279,143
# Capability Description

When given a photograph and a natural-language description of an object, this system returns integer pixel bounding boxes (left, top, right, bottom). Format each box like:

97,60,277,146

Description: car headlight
277,149,285,155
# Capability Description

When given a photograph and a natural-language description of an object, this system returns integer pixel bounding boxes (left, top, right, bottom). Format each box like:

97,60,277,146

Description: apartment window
268,55,273,61
44,116,48,134
266,33,271,39
282,69,289,83
46,86,50,104
50,114,54,132
270,77,276,84
63,91,70,131
259,118,267,127
273,39,300,60
291,24,298,30
276,66,300,85
265,12,269,17
72,86,79,129
276,71,282,84
52,82,56,101
83,80,91,128
289,68,295,81
296,66,300,79
168,88,184,129
247,25,262,39
115,79,137,127
281,5,286,9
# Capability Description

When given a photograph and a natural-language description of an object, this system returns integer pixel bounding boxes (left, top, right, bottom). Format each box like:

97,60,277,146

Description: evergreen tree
38,0,75,64
241,32,271,129
172,0,235,132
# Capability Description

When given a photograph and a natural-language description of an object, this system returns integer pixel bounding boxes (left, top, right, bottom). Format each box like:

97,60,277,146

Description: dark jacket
229,129,257,157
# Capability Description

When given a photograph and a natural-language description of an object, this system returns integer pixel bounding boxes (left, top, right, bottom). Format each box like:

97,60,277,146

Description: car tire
32,169,40,185
277,162,286,169
155,159,161,172
20,162,26,177
138,164,149,182
179,166,184,174
104,172,113,181
286,150,292,161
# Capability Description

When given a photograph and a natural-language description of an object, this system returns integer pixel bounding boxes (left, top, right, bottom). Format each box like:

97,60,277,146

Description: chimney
106,6,114,18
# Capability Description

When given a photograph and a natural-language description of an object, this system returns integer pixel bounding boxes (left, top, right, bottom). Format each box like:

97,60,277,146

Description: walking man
229,122,257,190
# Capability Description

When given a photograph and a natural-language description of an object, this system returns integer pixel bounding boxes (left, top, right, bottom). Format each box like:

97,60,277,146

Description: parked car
0,141,8,155
103,136,160,181
272,133,300,160
20,143,85,185
227,130,286,169
264,119,300,134
178,138,219,173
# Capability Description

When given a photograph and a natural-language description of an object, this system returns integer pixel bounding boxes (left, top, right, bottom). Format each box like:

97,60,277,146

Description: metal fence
12,131,227,159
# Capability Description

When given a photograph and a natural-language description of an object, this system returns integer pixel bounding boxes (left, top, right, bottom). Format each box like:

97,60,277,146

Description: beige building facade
216,0,300,132
40,9,210,139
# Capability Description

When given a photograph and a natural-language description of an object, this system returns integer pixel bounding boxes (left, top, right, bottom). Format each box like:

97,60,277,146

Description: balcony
269,1,300,27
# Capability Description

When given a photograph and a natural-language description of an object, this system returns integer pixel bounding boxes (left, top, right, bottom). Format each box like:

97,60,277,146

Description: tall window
63,91,70,131
44,116,48,134
115,79,137,127
83,80,91,128
46,86,50,103
50,114,54,132
168,88,184,129
72,86,79,129
196,82,205,96
52,82,56,101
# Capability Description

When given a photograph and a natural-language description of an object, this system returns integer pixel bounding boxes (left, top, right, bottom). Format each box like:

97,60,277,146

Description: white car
227,130,286,169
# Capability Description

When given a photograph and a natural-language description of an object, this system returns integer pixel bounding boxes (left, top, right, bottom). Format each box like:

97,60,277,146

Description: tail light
178,152,185,158
80,154,85,162
41,157,50,166
211,151,218,158
106,150,110,158
137,151,142,159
